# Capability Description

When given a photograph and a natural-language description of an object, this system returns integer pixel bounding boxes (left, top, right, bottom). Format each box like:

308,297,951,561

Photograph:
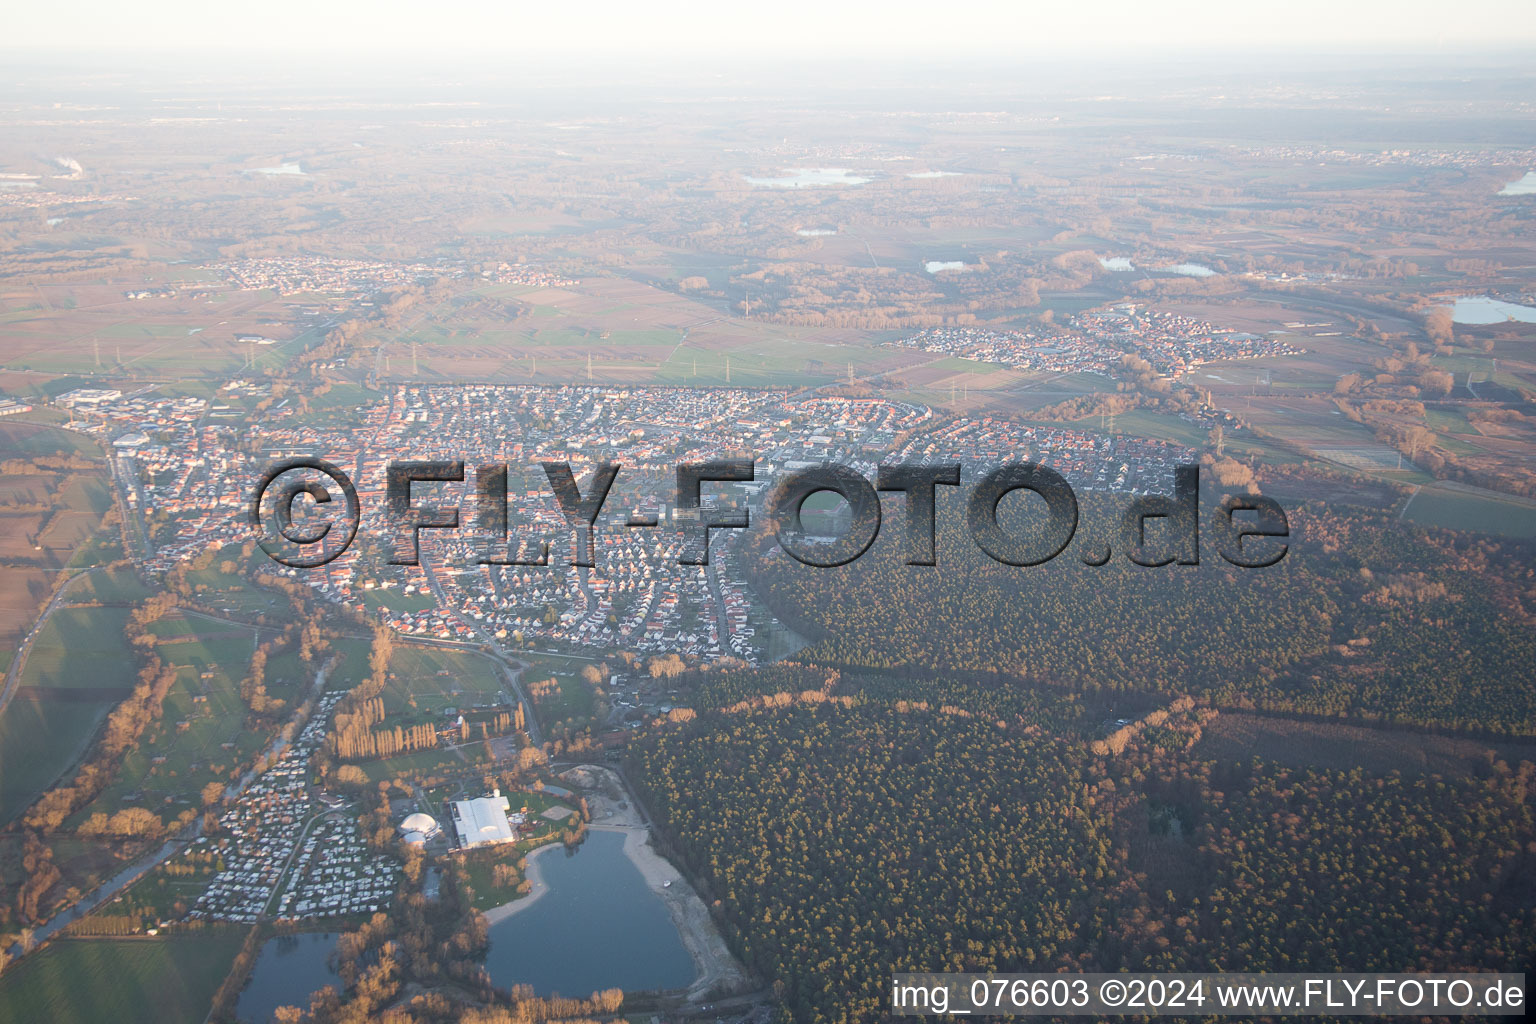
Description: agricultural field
0,420,113,644
390,276,904,387
0,280,328,379
0,932,248,1024
1400,484,1536,537
14,606,135,693
67,567,151,606
0,604,136,824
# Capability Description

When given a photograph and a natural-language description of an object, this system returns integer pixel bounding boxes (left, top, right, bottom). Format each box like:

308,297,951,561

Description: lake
796,227,837,237
484,830,694,998
924,260,966,273
246,163,306,176
1451,295,1536,325
1497,172,1536,196
908,170,962,178
1099,257,1135,271
236,932,341,1022
744,168,869,188
1160,263,1216,277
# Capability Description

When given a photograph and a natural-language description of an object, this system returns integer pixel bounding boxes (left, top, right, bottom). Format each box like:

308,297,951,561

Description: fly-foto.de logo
249,458,1289,571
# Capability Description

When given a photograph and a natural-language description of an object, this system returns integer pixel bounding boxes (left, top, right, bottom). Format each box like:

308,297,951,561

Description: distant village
889,304,1303,378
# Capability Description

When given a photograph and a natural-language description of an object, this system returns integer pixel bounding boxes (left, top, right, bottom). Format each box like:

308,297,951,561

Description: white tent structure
399,811,441,846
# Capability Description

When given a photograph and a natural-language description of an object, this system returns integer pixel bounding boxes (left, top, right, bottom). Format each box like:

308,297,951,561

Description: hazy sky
8,0,1536,57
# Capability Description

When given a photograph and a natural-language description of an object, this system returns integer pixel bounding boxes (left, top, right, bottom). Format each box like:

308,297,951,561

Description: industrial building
450,789,524,849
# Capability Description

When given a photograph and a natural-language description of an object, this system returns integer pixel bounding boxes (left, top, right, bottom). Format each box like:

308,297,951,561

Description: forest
750,493,1536,735
629,700,1536,1024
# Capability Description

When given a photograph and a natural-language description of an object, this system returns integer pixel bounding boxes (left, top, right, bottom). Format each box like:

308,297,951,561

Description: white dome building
399,811,441,846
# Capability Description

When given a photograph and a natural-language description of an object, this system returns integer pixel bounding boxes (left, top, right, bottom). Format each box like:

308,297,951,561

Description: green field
67,615,265,831
0,603,135,825
67,568,150,605
359,587,438,615
360,742,489,784
383,644,507,718
17,606,135,691
521,652,598,732
180,547,289,618
0,933,248,1024
0,698,110,826
0,421,104,460
1103,409,1211,448
1402,485,1536,538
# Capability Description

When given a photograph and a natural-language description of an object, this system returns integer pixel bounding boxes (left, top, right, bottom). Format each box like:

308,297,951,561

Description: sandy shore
480,841,557,926
566,764,752,1002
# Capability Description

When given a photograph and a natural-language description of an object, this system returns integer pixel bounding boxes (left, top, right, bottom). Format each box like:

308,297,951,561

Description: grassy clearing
359,588,437,615
0,932,248,1024
521,653,598,731
382,645,507,719
1197,712,1536,777
360,743,488,785
180,546,289,618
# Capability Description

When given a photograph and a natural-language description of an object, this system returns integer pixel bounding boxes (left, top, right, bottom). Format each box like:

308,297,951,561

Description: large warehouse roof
451,790,516,848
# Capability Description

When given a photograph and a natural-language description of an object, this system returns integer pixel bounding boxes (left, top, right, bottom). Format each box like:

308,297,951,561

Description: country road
0,566,97,721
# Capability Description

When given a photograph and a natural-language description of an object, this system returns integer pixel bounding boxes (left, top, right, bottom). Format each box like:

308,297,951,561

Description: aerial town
56,375,1221,667
2,23,1534,1024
